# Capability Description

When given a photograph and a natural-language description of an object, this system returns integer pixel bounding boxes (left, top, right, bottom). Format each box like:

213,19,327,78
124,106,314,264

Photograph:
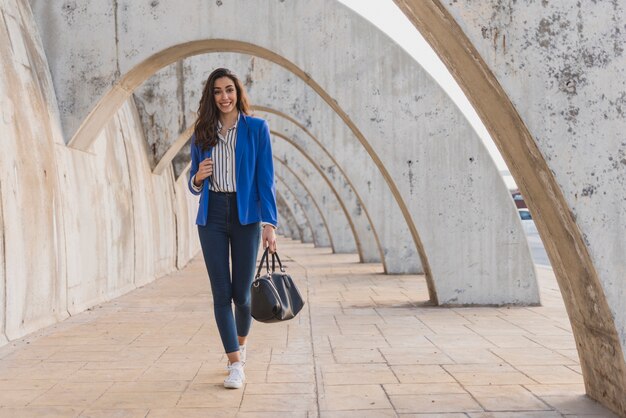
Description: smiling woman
188,67,278,389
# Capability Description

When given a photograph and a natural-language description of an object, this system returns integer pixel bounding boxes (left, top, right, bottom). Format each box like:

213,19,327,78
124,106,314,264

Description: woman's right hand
194,158,213,186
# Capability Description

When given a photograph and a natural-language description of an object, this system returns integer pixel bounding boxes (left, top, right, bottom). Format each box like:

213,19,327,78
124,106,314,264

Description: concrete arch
144,52,419,274
272,130,376,264
261,110,389,268
274,143,356,254
275,191,300,241
32,0,538,307
274,172,330,248
60,38,432,289
273,156,348,253
274,177,314,244
393,0,626,413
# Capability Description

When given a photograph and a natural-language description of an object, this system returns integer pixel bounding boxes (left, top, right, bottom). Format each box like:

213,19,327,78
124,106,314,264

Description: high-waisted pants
197,191,261,353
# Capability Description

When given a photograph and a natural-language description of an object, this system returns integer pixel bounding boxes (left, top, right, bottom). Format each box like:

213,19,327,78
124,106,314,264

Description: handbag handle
271,251,286,273
255,248,271,278
255,248,286,279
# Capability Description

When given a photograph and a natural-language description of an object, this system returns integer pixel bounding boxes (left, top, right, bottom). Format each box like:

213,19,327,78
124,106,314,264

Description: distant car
518,208,537,234
518,208,532,221
512,191,527,208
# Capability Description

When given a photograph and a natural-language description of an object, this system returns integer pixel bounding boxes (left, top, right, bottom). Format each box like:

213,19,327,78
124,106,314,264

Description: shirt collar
216,112,240,136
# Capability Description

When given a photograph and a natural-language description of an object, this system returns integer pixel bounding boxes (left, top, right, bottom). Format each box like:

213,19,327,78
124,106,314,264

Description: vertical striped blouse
210,116,238,192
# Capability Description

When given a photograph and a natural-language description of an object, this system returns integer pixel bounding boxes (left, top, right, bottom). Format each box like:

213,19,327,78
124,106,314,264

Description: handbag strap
272,251,286,272
255,247,271,278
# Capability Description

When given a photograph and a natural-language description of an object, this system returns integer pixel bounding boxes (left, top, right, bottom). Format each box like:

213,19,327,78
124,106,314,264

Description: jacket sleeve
256,121,278,227
188,134,202,196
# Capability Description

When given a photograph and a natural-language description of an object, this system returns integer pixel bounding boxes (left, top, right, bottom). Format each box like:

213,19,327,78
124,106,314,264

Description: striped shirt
210,117,238,192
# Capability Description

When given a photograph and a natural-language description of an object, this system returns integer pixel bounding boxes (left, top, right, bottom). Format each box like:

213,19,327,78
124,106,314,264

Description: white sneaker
224,362,245,389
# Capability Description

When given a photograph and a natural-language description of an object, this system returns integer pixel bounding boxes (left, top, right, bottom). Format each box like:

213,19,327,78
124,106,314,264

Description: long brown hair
194,68,251,150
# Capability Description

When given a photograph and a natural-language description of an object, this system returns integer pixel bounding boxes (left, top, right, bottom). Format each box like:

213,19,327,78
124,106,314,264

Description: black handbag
250,248,305,323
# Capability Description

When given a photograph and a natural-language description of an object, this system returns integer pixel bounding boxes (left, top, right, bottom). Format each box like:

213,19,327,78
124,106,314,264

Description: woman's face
213,76,237,116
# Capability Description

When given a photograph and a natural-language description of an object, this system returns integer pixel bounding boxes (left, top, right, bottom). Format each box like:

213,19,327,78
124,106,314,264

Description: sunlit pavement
0,237,617,417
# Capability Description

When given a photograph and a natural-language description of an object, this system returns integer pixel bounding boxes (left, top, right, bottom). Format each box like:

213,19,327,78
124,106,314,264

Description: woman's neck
219,110,239,128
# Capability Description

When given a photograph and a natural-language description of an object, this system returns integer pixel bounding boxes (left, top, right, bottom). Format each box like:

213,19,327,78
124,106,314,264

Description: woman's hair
194,68,251,150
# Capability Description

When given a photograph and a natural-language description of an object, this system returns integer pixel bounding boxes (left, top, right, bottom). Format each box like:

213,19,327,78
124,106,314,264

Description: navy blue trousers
198,191,261,354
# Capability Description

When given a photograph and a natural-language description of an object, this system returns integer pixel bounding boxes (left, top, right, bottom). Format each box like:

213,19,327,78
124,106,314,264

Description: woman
188,68,278,389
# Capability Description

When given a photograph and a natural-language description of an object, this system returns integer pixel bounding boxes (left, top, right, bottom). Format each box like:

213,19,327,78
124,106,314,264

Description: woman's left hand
262,225,277,253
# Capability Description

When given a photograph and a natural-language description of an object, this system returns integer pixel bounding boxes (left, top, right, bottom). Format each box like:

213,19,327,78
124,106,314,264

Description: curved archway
273,166,332,248
58,38,434,299
274,176,315,244
274,168,328,248
33,0,538,306
148,68,418,272
276,193,300,240
272,131,375,263
275,191,301,241
273,157,350,254
393,0,626,412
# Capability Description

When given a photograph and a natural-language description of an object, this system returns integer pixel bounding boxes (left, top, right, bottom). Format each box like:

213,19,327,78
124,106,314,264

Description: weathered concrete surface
392,0,626,414
276,191,301,242
0,0,197,346
55,110,135,313
274,142,357,254
30,0,538,305
174,168,200,270
0,0,68,338
273,163,332,249
268,117,381,263
275,202,293,239
274,156,351,253
133,62,189,169
275,178,314,244
242,55,422,273
273,130,371,260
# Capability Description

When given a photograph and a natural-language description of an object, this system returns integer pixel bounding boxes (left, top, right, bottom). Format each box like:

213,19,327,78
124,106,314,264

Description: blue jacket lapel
235,113,248,185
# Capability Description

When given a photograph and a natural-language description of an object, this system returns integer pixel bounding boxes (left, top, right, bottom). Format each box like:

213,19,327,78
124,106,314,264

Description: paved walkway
0,238,619,417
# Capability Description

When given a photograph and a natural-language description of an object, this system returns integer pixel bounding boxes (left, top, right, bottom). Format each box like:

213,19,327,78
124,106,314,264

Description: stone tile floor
0,237,619,417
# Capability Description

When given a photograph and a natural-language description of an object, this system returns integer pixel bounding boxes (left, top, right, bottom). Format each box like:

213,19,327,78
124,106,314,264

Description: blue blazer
188,114,278,227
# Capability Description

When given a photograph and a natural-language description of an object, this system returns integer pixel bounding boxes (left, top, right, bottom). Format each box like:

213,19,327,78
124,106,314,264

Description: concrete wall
0,0,67,339
0,0,198,345
392,0,626,414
